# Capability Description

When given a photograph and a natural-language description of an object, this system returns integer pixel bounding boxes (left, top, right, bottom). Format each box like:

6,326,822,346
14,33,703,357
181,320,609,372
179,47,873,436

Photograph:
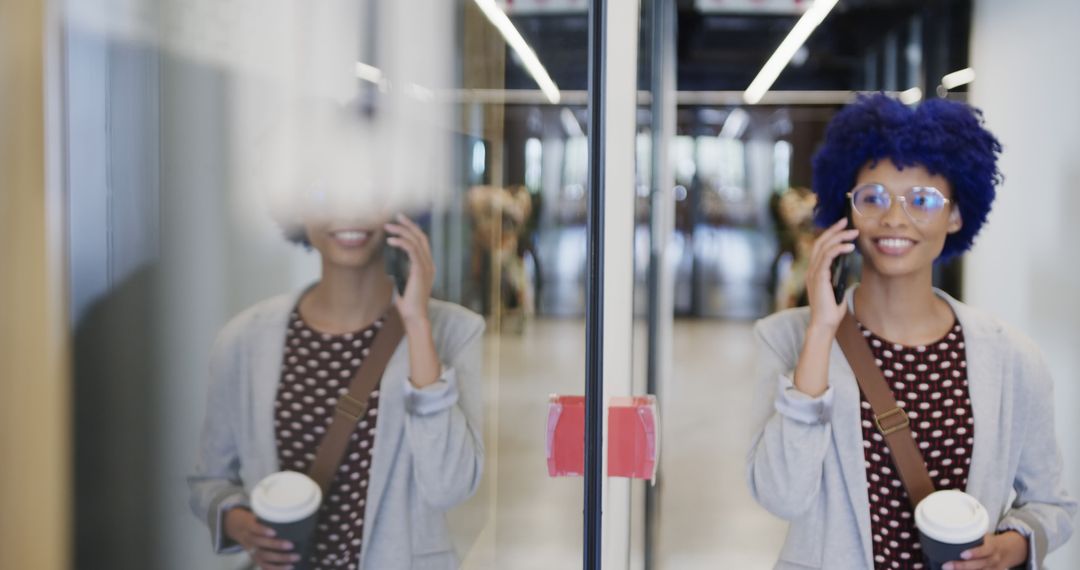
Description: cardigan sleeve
403,313,485,511
996,346,1077,569
746,318,835,521
187,322,249,554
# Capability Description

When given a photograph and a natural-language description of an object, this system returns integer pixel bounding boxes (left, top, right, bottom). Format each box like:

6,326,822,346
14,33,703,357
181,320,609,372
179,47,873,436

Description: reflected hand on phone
383,213,435,324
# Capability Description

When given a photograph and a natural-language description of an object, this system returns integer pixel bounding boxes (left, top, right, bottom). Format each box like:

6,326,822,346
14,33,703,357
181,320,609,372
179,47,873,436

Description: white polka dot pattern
859,322,973,570
274,311,382,570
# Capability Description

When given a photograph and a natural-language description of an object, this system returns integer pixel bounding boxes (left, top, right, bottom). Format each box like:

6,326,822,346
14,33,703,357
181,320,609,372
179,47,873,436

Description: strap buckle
874,407,910,436
337,394,367,422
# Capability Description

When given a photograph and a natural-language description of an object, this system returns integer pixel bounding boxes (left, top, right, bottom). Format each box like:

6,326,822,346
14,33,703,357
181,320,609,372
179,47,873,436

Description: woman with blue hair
747,94,1075,569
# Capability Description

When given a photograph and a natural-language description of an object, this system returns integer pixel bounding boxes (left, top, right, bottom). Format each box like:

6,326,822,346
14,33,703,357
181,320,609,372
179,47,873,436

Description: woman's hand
384,214,435,324
223,507,300,570
385,213,442,388
805,217,858,332
943,531,1028,570
791,218,858,397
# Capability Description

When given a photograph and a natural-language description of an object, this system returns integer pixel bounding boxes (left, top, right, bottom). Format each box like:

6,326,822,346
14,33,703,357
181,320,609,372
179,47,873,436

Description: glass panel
62,0,591,568
638,2,1080,569
49,0,1080,569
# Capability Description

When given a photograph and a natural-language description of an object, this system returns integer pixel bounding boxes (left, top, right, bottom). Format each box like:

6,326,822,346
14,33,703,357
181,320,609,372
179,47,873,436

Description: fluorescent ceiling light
355,62,384,84
473,0,561,104
560,108,584,137
743,0,839,105
719,108,749,139
899,87,923,105
941,67,976,90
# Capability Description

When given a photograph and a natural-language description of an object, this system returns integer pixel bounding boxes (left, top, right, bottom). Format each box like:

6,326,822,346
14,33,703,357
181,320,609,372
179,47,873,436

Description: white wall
966,0,1080,565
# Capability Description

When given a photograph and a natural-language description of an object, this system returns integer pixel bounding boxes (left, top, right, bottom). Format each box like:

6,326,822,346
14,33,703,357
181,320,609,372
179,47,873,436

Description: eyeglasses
847,183,951,224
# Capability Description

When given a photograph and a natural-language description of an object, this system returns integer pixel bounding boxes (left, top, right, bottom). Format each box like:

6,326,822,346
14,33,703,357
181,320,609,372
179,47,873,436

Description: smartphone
830,212,854,304
382,213,431,295
829,247,846,304
384,236,410,295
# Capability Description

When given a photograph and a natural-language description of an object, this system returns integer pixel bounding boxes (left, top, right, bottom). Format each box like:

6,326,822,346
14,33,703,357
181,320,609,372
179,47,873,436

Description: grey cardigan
188,289,485,570
747,288,1076,569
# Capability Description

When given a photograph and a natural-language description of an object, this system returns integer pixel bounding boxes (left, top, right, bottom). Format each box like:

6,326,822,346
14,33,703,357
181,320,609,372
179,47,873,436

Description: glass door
60,0,606,568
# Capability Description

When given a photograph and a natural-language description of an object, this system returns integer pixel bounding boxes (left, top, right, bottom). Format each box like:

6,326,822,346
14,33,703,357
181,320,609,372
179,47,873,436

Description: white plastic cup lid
251,471,322,523
915,490,989,545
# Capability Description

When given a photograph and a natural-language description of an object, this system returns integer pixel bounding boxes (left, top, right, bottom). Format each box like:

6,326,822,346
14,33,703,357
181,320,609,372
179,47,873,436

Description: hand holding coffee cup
224,508,302,570
245,471,323,570
915,490,989,569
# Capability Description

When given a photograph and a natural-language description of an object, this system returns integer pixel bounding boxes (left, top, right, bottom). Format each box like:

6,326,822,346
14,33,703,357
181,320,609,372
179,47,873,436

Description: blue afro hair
811,93,1002,261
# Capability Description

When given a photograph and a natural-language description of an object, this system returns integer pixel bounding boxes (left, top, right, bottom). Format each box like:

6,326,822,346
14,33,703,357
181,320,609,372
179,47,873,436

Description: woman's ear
947,207,963,234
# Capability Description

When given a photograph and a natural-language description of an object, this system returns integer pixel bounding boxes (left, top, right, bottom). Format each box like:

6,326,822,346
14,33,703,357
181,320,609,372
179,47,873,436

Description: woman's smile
870,236,920,257
328,229,374,248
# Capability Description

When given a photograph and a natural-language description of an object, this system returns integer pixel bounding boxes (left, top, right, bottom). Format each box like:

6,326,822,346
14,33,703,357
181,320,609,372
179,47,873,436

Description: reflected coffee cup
915,490,989,570
251,471,323,569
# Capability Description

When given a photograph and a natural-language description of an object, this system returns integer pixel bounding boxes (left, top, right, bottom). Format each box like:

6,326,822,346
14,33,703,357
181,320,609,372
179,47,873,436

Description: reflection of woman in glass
747,95,1075,569
189,207,485,570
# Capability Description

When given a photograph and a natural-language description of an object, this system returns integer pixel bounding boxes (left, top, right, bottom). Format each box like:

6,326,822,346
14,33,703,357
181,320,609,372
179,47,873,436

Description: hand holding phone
383,214,436,323
805,217,858,333
829,213,855,305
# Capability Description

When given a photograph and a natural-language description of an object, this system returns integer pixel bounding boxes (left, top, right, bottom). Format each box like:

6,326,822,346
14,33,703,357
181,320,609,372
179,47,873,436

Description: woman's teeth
874,237,915,254
877,238,913,248
332,231,368,241
330,230,371,247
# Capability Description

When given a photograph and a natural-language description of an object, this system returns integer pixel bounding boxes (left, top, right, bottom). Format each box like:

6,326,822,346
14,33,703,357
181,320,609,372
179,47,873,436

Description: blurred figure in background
771,186,818,310
188,202,485,570
467,184,535,332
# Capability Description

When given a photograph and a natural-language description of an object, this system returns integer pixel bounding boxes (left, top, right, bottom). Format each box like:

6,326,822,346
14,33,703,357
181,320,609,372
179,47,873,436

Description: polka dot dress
858,321,974,570
274,310,383,570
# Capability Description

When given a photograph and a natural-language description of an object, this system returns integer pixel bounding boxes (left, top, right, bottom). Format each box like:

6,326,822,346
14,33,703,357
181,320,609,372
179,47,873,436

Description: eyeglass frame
846,183,953,225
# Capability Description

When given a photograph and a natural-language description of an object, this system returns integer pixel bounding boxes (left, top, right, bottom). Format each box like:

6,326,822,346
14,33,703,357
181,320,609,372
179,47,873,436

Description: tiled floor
452,318,587,569
654,319,787,569
454,318,787,569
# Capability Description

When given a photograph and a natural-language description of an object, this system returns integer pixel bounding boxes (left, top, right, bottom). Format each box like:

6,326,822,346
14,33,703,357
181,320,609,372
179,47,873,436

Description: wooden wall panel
0,0,71,568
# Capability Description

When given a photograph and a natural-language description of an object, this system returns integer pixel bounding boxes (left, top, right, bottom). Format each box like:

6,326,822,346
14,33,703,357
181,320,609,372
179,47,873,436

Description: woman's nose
880,195,909,227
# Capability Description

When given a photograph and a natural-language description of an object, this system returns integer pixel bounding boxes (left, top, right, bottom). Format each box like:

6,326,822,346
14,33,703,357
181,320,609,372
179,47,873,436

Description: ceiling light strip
941,68,975,90
743,0,840,105
473,0,562,104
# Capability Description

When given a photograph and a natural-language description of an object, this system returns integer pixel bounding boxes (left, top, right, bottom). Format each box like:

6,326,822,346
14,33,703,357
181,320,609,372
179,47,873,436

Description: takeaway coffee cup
251,471,323,569
915,490,990,570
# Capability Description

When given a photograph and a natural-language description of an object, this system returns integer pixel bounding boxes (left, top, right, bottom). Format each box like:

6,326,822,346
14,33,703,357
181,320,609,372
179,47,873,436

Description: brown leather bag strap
835,311,935,508
307,306,405,495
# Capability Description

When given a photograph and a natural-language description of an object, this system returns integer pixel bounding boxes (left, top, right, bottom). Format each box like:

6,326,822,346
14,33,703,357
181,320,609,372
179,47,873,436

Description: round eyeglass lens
852,184,890,217
905,187,947,222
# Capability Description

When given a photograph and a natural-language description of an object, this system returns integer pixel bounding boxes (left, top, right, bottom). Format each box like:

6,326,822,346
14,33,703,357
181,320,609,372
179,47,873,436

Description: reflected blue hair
811,93,1002,261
